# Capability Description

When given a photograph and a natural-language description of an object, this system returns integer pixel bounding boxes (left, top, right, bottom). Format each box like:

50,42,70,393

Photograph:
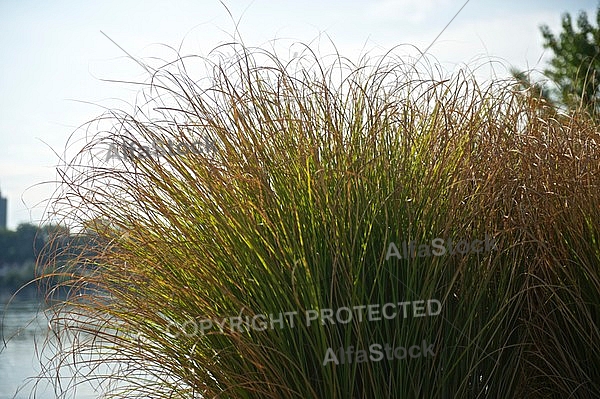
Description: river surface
0,300,111,399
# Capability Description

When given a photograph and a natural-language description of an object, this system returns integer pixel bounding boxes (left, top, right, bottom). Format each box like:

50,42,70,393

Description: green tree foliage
540,7,600,112
509,68,553,104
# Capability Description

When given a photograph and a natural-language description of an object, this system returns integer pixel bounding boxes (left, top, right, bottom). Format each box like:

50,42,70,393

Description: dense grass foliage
40,43,600,398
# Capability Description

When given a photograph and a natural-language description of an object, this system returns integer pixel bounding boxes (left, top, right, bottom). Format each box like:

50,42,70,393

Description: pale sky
0,0,597,229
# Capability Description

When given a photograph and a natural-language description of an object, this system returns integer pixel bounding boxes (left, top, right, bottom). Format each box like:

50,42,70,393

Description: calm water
0,300,114,399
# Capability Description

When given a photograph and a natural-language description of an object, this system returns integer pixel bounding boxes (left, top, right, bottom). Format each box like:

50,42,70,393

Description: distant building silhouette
0,188,7,229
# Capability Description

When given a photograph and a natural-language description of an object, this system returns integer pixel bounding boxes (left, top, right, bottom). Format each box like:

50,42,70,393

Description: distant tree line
0,223,83,300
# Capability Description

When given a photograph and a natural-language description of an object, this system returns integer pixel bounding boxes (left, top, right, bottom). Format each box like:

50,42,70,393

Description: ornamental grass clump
39,41,600,398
